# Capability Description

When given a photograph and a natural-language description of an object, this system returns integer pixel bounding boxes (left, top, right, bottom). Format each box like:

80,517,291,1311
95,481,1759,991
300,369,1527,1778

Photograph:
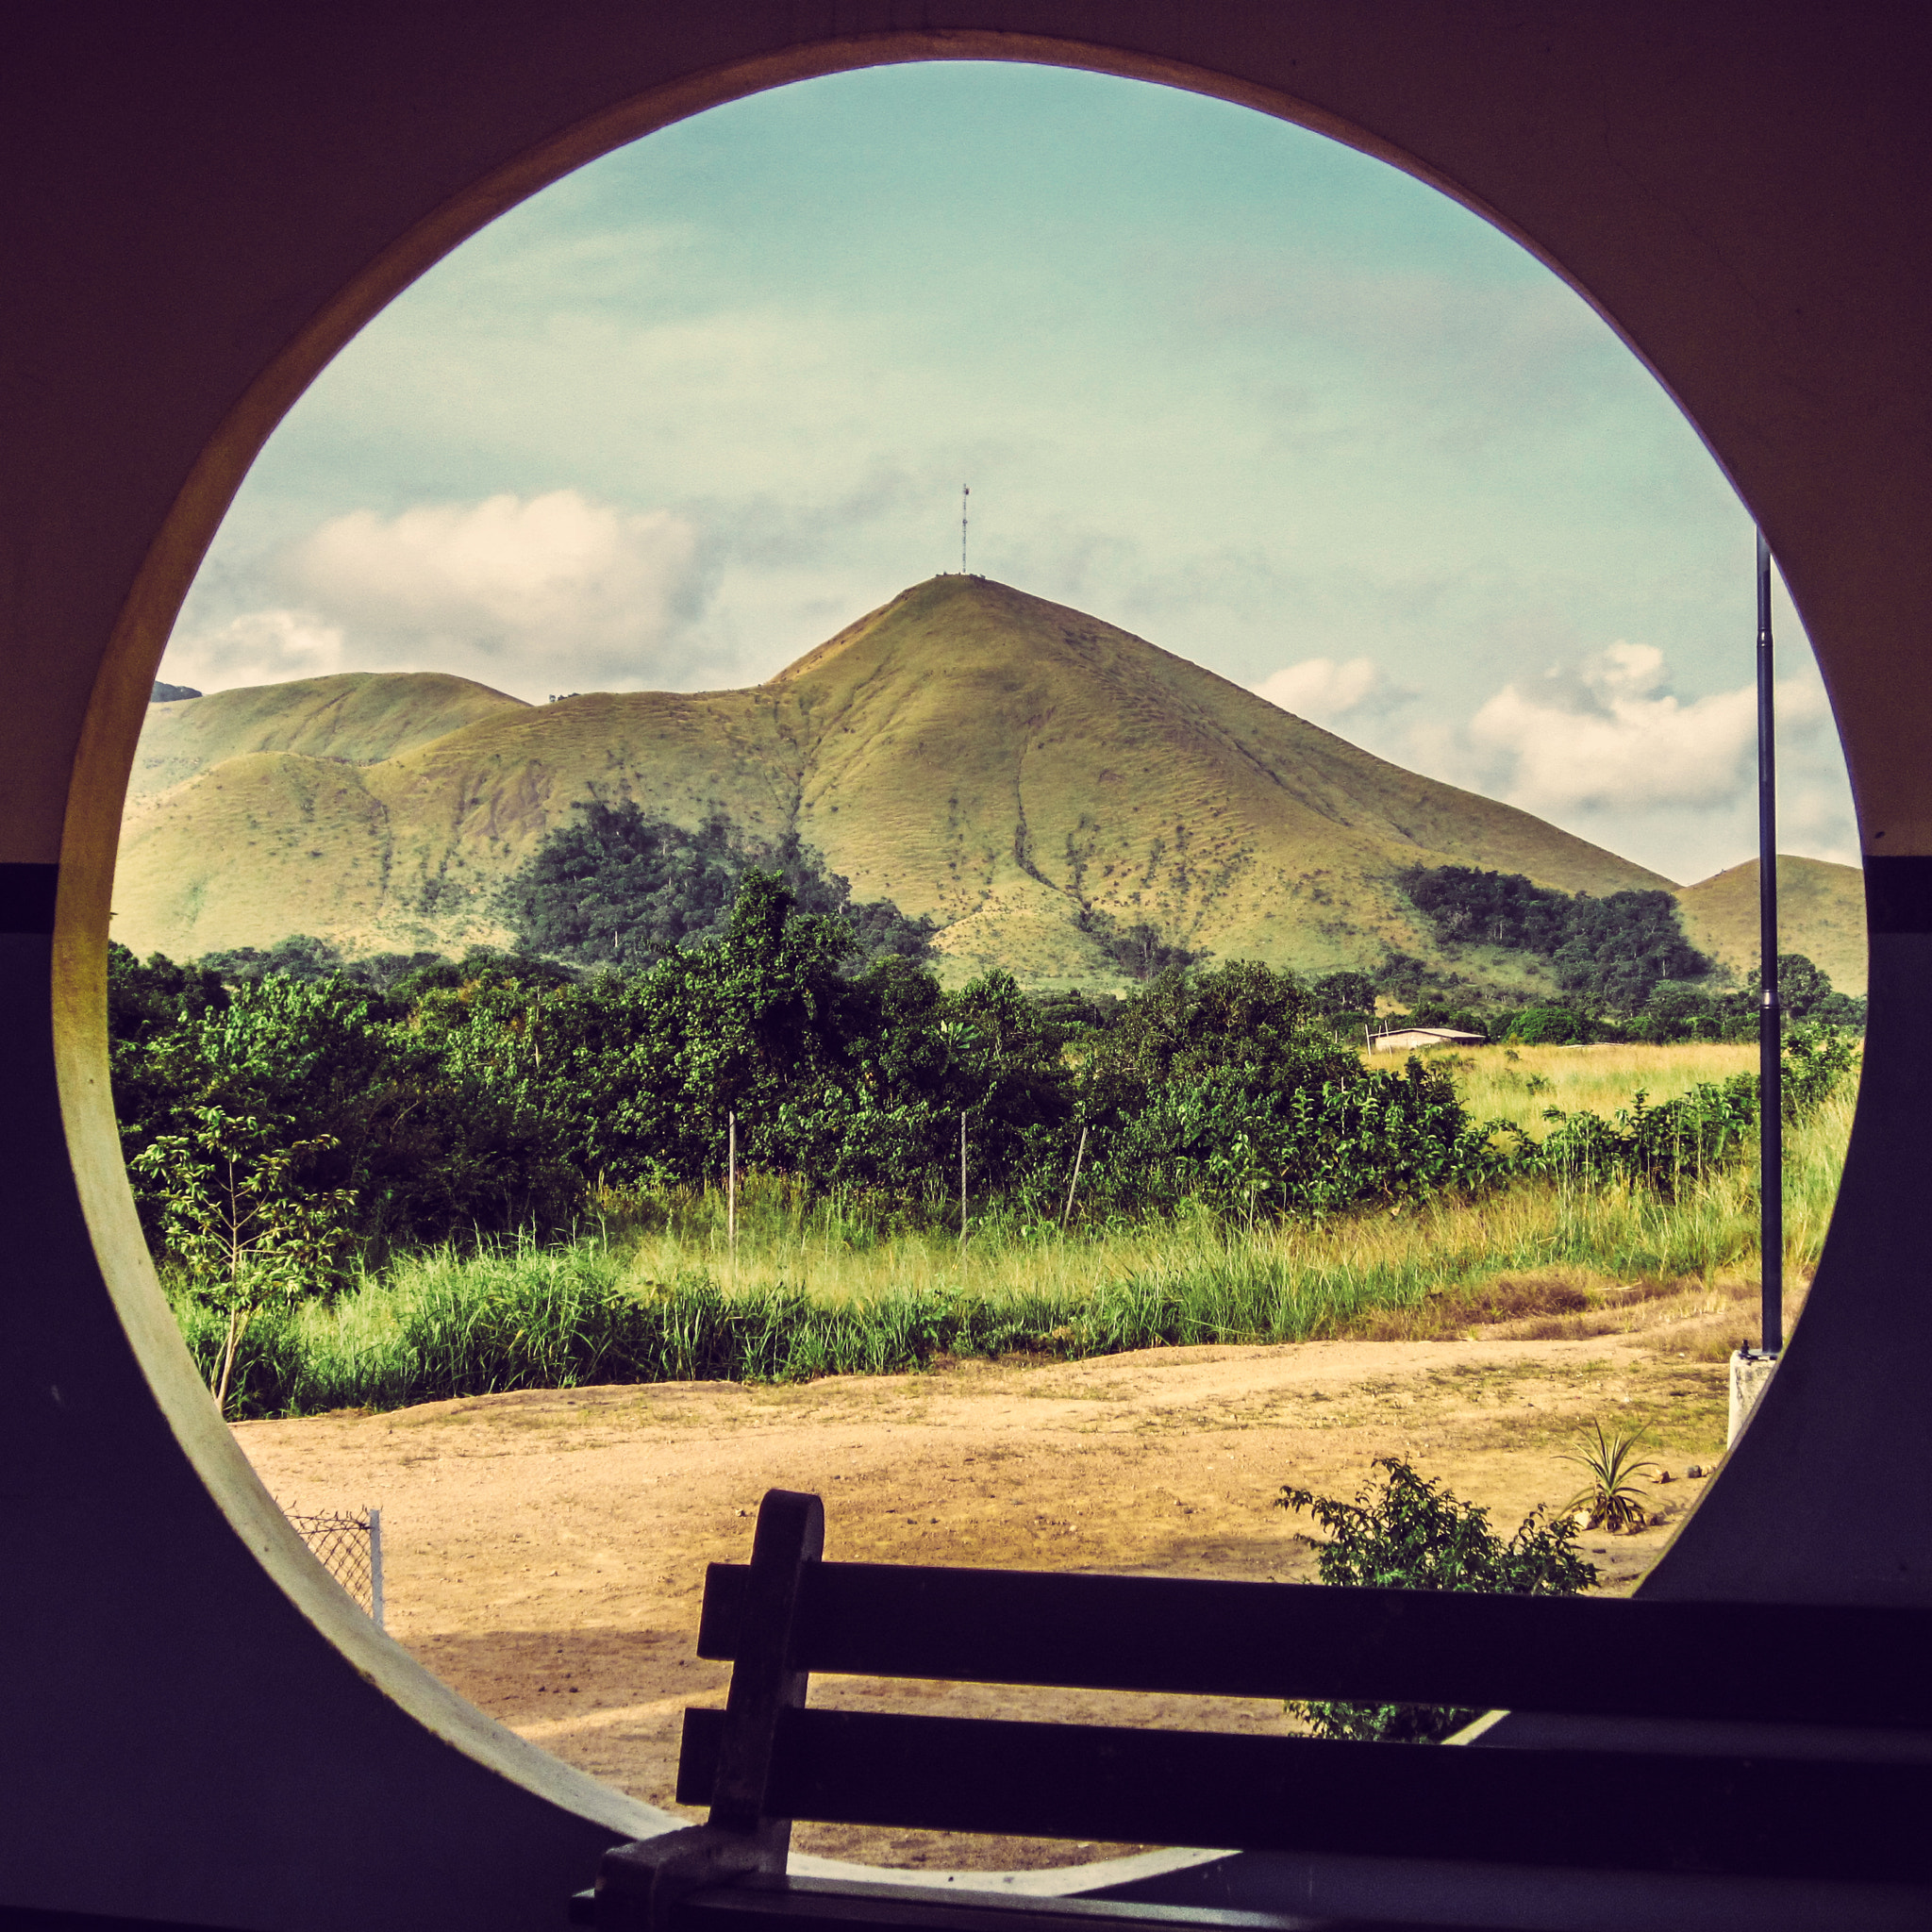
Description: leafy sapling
1276,1457,1597,1742
132,1104,354,1416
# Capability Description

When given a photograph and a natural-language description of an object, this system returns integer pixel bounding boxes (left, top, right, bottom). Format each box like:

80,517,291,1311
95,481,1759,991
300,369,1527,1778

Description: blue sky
164,61,1855,885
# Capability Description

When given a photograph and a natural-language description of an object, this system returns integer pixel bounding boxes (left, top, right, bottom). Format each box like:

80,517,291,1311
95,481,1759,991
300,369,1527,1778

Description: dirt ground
237,1323,1732,1872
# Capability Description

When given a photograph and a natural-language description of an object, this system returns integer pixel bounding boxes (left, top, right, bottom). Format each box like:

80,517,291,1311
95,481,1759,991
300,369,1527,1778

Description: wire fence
287,1507,385,1628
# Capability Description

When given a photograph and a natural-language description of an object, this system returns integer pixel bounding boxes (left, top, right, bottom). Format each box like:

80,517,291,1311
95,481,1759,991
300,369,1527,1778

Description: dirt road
237,1331,1727,1870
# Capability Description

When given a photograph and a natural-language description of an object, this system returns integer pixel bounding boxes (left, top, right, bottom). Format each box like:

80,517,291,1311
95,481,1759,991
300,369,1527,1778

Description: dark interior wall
3,8,1929,1927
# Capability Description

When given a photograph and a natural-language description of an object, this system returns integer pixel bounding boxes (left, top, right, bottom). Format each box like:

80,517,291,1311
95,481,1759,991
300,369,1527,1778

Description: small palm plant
1561,1420,1657,1532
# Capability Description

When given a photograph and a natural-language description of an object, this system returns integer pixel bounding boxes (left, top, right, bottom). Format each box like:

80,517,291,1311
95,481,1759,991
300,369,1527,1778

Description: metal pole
1757,530,1783,1357
728,1111,737,1294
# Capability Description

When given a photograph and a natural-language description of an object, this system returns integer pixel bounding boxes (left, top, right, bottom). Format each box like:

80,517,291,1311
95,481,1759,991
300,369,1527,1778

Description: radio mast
961,484,970,575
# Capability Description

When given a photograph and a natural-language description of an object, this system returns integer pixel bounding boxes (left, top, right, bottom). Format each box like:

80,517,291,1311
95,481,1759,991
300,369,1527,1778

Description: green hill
127,670,527,803
1674,856,1867,996
118,576,1684,980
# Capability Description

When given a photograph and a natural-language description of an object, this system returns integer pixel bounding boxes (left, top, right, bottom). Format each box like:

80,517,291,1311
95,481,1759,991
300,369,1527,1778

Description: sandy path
237,1333,1727,1870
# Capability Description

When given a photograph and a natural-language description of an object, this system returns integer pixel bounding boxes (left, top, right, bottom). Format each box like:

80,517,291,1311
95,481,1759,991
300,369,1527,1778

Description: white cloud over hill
169,492,707,695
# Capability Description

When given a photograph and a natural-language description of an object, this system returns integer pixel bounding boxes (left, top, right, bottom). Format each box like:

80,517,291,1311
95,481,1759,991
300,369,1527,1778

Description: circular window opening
122,59,1860,1874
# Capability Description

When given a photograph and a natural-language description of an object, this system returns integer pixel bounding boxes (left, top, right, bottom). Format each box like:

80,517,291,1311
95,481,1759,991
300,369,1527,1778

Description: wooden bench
581,1489,1932,1932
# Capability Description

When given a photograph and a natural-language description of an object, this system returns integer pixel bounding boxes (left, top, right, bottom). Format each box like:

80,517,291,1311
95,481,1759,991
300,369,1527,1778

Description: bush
1537,1076,1758,1196
1275,1457,1596,1742
1781,1023,1860,1118
1509,1006,1584,1045
1534,1024,1857,1195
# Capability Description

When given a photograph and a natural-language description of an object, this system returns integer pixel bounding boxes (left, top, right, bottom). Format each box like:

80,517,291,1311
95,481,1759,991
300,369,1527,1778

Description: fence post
368,1507,385,1631
1060,1124,1088,1230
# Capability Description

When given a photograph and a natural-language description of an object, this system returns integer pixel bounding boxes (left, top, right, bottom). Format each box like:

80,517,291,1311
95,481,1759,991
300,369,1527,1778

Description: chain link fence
287,1508,385,1628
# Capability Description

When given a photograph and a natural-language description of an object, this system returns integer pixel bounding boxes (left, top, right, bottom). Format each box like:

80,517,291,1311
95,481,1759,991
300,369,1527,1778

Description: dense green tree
1627,954,1864,1041
121,973,579,1257
108,944,226,1053
1071,961,1503,1218
124,862,1845,1295
1400,866,1710,1014
194,934,352,983
500,801,933,970
1746,952,1867,1030
1508,1006,1585,1045
1074,908,1201,981
1311,970,1376,1019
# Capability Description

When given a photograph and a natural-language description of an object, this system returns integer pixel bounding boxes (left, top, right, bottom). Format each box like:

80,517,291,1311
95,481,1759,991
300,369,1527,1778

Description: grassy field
169,1042,1857,1417
1443,1040,1760,1132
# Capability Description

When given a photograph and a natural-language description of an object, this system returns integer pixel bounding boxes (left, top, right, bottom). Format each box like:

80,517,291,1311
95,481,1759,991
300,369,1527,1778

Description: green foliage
163,1041,1860,1421
1629,956,1865,1042
1747,953,1868,1031
1534,1024,1857,1195
132,1108,354,1415
1072,963,1507,1219
193,934,575,996
109,942,227,1040
195,934,362,983
1508,1006,1585,1045
1030,987,1120,1042
1313,971,1376,1016
1275,1457,1597,1742
1401,866,1711,1014
1074,906,1202,981
499,801,934,970
1781,1023,1861,1118
116,867,1860,1367
1537,1077,1759,1195
118,967,581,1261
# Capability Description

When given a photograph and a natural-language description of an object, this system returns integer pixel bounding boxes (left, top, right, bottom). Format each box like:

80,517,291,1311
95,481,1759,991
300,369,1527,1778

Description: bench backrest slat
677,1704,1931,1886
697,1558,1932,1729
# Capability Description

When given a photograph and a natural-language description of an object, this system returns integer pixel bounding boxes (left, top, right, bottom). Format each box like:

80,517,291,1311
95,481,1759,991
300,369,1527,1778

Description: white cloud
282,491,704,690
1252,655,1397,724
1383,639,1857,883
165,491,712,696
162,608,349,690
1464,641,1819,814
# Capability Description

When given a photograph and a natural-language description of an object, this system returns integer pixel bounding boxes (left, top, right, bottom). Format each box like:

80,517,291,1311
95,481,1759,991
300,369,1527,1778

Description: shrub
1275,1457,1596,1742
1537,1076,1758,1196
1510,1006,1584,1045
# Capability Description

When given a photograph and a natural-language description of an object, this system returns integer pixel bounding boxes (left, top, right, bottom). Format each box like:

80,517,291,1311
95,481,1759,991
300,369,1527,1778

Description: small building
1368,1025,1487,1053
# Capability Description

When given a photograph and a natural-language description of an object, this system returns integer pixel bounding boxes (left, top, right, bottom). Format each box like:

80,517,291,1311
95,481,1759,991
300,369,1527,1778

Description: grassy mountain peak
120,577,1711,983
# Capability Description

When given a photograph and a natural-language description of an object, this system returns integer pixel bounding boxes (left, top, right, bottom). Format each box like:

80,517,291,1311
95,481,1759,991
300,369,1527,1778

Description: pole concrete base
1729,1348,1779,1447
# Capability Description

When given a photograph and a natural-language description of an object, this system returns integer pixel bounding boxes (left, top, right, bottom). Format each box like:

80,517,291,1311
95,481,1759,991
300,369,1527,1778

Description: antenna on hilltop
961,484,970,575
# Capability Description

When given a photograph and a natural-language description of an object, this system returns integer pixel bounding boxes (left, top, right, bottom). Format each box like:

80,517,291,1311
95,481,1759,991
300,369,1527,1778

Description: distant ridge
121,577,1695,983
128,671,527,804
1676,856,1867,996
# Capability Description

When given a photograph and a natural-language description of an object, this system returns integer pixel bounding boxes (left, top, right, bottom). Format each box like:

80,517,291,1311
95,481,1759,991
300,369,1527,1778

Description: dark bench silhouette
580,1489,1930,1931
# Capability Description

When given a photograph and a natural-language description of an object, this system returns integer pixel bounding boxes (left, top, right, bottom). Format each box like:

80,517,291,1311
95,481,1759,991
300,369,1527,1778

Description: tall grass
1443,1041,1761,1135
169,1046,1857,1419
